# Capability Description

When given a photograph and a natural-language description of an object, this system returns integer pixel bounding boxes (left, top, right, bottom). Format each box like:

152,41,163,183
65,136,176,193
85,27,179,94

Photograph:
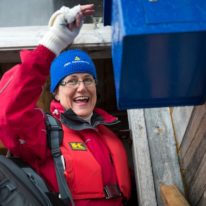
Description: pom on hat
50,49,97,92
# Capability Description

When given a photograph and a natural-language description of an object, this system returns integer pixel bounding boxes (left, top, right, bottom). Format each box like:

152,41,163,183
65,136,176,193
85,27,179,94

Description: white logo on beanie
64,60,90,67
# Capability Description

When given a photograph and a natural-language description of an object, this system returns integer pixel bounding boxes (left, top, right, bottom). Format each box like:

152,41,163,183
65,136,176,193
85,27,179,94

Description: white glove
40,5,82,55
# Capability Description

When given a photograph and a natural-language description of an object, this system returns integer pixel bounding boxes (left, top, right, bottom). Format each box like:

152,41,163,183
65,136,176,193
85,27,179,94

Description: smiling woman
0,3,131,206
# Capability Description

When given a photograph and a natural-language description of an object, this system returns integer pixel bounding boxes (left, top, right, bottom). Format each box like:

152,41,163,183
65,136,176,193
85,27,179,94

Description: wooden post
127,109,157,206
171,106,194,149
144,108,184,205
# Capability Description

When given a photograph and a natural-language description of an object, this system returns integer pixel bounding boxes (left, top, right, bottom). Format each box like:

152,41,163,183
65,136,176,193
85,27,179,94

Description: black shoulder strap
45,113,74,206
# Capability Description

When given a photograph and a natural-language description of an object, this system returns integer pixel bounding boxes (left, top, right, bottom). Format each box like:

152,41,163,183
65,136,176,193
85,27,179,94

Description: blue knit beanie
50,49,97,92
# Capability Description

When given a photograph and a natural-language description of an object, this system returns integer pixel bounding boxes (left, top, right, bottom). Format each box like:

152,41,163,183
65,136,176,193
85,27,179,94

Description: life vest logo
74,56,80,61
69,142,87,151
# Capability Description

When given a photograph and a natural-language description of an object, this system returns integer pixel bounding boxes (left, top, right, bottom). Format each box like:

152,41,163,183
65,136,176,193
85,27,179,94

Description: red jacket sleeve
0,45,56,163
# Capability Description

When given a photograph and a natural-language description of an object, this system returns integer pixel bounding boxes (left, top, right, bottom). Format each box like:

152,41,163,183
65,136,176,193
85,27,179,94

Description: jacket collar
50,100,119,131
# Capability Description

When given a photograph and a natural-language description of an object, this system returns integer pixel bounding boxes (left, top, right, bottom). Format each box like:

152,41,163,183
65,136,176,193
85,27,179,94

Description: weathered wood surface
0,24,112,63
0,24,111,48
144,108,184,206
177,103,206,206
197,190,206,206
127,109,157,206
179,104,206,161
172,106,194,148
178,104,206,187
187,151,206,205
183,112,206,185
160,184,190,206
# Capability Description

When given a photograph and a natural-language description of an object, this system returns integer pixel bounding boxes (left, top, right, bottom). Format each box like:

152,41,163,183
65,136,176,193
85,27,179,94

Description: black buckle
52,148,61,158
104,185,122,199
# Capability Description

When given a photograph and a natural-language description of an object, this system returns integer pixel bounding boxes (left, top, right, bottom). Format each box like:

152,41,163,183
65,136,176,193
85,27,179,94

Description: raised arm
0,4,94,161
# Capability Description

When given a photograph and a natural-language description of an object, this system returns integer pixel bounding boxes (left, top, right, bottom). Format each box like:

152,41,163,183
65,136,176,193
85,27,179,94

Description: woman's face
55,73,97,118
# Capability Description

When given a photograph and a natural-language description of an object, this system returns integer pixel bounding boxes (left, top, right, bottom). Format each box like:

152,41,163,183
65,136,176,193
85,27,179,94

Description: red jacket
57,107,131,200
0,45,131,206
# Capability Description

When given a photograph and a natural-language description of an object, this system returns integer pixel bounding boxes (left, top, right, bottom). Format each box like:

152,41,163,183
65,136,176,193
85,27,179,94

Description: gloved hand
40,5,85,55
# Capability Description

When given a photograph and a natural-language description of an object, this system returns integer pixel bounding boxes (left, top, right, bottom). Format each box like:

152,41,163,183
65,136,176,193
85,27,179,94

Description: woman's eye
84,78,93,84
67,79,78,85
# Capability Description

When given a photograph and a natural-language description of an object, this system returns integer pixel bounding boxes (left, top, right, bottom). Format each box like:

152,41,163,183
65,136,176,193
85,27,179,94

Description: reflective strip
0,75,13,94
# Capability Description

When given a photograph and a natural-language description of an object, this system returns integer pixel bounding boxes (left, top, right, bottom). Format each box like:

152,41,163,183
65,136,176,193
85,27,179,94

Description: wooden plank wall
128,108,185,206
129,104,206,206
172,103,206,206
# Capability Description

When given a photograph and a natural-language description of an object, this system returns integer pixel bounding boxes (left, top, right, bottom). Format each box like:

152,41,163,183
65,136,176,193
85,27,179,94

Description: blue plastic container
104,0,206,109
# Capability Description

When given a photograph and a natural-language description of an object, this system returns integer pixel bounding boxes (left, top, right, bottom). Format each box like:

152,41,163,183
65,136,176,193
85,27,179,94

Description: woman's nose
76,81,87,91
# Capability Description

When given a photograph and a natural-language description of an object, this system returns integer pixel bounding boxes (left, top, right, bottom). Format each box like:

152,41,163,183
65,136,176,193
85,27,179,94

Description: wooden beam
171,106,194,149
127,109,157,206
144,108,185,206
0,24,112,63
160,184,190,206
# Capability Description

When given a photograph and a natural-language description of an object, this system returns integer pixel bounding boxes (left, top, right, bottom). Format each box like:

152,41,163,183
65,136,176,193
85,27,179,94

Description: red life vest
61,124,131,200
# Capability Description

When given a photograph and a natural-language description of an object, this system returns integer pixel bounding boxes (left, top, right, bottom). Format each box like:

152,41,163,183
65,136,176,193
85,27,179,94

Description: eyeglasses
60,77,96,88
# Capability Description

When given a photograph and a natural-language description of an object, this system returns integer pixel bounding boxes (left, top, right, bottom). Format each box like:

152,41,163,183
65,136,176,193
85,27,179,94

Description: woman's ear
54,88,60,101
54,94,60,101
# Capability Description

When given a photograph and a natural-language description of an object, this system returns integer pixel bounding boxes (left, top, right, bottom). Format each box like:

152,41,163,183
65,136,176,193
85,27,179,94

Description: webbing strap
45,114,74,206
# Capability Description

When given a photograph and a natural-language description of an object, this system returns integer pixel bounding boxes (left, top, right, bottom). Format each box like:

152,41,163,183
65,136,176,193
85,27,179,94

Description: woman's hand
73,4,94,28
40,4,95,55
